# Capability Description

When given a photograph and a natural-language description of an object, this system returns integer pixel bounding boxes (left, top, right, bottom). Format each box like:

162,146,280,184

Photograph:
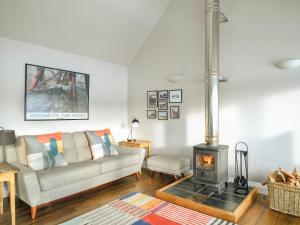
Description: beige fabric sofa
5,132,145,219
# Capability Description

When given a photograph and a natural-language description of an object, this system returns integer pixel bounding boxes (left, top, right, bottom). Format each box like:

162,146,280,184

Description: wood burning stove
156,1,258,221
192,0,229,191
193,144,228,190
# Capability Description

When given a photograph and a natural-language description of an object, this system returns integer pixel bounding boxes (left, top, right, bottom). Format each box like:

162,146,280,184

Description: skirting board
228,177,268,195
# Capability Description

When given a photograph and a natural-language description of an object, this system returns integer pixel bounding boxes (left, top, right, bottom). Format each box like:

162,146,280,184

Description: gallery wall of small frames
147,89,182,120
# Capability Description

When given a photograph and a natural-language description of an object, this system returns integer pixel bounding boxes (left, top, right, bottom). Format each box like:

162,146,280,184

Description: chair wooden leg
135,172,141,180
31,206,37,220
150,171,155,178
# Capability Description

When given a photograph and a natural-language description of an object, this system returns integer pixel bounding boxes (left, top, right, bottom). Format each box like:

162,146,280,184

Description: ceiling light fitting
166,74,184,83
275,59,300,70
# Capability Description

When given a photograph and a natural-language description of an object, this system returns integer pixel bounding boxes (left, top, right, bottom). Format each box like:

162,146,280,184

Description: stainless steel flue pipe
205,0,220,146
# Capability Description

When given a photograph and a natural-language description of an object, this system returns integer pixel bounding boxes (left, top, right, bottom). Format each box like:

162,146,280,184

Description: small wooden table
118,140,151,159
0,163,17,225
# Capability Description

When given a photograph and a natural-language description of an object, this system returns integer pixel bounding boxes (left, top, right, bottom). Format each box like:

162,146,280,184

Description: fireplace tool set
234,142,249,195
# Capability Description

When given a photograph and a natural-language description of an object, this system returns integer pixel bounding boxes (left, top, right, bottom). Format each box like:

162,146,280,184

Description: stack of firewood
263,167,300,187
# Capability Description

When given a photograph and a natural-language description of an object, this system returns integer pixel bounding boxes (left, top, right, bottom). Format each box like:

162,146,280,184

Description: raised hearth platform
156,175,258,223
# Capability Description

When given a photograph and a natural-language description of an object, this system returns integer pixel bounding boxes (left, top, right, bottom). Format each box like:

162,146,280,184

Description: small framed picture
158,100,168,110
170,106,180,119
169,89,182,103
158,90,168,100
158,111,168,120
147,110,156,119
147,91,158,108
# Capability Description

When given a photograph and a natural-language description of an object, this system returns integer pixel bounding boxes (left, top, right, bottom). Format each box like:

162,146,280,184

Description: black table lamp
127,118,139,142
0,127,17,162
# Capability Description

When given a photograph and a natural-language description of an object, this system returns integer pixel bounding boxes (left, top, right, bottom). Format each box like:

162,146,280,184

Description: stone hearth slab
156,175,258,223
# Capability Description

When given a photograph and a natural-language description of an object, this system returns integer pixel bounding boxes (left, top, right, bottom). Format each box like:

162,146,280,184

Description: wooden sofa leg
31,206,37,220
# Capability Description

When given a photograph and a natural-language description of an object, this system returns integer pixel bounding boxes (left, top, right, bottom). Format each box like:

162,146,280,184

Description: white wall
128,0,300,182
0,37,128,141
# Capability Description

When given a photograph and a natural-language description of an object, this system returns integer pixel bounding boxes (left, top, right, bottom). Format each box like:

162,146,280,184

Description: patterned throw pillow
85,129,118,159
25,132,68,171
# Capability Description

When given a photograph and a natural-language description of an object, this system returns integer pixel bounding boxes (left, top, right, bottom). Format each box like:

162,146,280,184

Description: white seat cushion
37,162,101,191
147,154,191,176
94,153,140,173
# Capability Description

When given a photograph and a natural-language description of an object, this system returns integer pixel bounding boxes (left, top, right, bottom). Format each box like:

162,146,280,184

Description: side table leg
9,176,16,225
147,144,151,159
0,181,3,214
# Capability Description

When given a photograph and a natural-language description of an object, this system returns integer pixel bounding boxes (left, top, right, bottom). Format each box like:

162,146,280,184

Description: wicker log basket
263,167,300,217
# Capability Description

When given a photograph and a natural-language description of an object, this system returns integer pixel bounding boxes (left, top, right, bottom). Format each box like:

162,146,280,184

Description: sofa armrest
116,145,146,169
9,162,41,207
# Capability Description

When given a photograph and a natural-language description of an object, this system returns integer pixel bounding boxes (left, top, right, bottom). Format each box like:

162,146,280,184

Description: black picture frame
158,110,168,120
158,100,168,110
25,63,90,121
147,110,157,119
170,106,180,119
158,90,168,100
169,89,182,103
147,90,158,108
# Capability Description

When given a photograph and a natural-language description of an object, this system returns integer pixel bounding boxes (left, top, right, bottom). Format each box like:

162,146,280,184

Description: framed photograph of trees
147,91,158,108
25,64,89,121
158,111,168,120
170,106,180,119
147,110,156,119
169,89,182,103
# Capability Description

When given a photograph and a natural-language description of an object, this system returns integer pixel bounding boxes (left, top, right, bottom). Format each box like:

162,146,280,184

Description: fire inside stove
198,154,215,169
193,145,228,187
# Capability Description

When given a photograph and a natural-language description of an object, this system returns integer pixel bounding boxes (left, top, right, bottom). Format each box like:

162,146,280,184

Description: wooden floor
1,170,300,225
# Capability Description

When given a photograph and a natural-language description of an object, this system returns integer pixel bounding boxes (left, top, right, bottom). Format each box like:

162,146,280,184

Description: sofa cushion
24,132,68,171
94,153,139,173
85,131,108,159
72,132,92,162
85,129,118,156
62,133,78,163
37,162,101,191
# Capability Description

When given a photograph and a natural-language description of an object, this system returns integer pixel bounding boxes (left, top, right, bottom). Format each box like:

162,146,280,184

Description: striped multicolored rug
60,192,237,225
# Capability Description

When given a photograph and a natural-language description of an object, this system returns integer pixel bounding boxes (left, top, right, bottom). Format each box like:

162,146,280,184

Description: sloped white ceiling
0,0,170,65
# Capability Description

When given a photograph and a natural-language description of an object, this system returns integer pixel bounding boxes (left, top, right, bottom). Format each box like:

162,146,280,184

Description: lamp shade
0,130,17,145
131,118,139,128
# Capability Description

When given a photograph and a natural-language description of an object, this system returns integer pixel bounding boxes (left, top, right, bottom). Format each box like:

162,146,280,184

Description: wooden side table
0,163,17,225
118,140,151,159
